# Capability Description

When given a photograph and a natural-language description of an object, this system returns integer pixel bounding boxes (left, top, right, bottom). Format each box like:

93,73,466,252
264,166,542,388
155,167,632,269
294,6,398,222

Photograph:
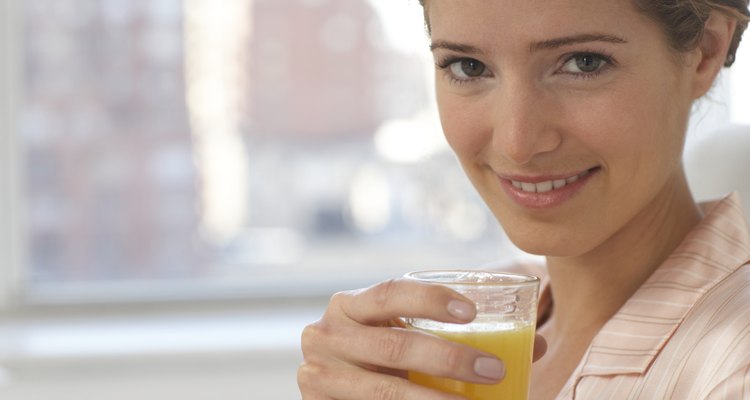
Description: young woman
298,0,750,398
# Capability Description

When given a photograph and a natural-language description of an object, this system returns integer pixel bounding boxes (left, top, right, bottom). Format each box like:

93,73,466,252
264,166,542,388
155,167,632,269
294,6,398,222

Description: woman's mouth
500,167,600,209
510,168,598,194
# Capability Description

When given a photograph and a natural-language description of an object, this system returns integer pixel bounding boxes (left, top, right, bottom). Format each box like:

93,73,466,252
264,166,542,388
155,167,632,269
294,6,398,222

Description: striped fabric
540,193,750,399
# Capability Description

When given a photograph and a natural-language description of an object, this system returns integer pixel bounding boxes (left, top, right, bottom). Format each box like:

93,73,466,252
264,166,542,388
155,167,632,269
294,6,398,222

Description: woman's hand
297,278,547,399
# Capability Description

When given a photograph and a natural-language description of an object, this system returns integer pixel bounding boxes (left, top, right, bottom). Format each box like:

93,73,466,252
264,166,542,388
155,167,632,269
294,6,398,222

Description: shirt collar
576,193,750,378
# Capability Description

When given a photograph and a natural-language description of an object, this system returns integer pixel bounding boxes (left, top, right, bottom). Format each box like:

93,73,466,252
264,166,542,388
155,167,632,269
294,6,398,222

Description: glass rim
403,269,540,287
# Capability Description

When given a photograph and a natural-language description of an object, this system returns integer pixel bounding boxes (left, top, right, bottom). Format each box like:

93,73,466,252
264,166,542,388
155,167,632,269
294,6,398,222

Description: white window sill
0,303,324,399
0,305,321,363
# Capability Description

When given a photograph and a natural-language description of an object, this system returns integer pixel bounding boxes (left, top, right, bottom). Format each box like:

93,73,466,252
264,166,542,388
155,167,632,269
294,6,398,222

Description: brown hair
417,0,749,67
633,0,749,66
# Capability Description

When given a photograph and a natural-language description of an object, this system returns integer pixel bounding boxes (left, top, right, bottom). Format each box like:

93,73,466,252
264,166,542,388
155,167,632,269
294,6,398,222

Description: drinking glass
403,270,540,400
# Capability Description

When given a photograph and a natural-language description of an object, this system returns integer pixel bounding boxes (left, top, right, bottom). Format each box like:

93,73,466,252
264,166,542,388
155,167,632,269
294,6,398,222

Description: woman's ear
690,12,738,99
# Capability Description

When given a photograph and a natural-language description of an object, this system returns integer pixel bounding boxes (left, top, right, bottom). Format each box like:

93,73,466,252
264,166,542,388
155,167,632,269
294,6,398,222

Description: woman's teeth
511,170,589,193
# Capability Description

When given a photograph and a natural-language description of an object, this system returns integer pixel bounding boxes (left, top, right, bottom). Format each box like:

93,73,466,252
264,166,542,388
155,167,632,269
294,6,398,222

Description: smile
509,168,598,193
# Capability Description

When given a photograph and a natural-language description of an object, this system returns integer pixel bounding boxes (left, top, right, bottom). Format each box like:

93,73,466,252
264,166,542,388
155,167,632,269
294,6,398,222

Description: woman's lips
499,167,600,209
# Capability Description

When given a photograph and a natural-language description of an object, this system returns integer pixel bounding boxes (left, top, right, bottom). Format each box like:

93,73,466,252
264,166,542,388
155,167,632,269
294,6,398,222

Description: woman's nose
490,84,561,166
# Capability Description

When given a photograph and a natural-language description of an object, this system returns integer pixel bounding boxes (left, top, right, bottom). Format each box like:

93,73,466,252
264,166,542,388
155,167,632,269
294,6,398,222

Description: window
4,0,750,306
8,0,515,305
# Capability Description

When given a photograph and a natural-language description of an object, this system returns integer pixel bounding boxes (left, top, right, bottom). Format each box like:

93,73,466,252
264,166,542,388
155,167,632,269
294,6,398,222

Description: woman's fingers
298,360,467,400
326,279,476,326
298,278,551,399
304,322,505,384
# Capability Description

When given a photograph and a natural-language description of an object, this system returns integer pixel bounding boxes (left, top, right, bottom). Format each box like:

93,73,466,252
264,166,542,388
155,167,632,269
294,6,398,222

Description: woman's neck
543,172,702,342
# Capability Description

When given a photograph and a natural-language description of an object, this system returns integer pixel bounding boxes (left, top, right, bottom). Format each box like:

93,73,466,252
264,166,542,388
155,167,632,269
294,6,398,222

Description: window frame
0,0,24,312
0,3,325,370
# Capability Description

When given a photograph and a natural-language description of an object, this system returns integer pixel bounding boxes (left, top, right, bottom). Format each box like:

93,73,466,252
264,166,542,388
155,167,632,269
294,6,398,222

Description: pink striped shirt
531,193,750,399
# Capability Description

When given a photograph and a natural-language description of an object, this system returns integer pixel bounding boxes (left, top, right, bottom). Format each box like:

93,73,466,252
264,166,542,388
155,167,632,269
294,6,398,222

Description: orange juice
409,324,535,400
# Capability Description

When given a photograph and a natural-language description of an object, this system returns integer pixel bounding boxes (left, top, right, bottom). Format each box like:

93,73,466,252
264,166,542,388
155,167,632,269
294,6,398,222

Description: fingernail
474,357,505,380
447,300,475,321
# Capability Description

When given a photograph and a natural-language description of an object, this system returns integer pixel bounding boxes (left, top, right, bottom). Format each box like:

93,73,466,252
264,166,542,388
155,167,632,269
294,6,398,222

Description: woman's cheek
439,99,491,160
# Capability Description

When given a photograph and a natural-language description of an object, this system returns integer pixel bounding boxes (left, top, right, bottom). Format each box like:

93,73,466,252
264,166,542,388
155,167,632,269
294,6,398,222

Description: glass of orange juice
403,270,540,400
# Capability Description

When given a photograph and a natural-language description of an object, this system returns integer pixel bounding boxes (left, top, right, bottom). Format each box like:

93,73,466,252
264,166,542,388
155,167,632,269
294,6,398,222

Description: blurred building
20,0,430,283
243,0,429,240
22,0,205,281
248,0,427,140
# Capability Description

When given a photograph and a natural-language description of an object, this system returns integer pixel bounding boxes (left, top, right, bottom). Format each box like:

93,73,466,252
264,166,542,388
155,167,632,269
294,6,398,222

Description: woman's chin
506,232,590,259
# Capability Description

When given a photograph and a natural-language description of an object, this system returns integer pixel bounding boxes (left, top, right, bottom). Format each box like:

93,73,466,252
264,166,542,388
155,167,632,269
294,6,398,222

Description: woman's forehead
426,0,640,32
426,0,647,47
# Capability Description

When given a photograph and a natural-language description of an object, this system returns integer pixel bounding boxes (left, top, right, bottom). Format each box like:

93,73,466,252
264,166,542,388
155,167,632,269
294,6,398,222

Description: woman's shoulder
635,263,750,398
692,262,750,327
669,262,750,367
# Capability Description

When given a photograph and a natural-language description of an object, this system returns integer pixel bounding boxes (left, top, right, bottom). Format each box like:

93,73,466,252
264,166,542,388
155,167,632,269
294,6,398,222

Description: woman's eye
448,58,488,80
560,53,610,75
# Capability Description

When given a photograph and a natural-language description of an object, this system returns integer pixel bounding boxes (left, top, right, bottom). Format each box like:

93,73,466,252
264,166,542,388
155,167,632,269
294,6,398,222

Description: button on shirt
531,193,750,399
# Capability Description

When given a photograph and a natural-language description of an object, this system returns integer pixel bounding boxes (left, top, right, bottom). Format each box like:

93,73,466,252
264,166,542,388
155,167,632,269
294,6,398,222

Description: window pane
19,0,514,301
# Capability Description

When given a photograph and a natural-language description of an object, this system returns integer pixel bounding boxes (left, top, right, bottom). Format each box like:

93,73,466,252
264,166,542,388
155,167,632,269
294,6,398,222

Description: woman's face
428,0,701,256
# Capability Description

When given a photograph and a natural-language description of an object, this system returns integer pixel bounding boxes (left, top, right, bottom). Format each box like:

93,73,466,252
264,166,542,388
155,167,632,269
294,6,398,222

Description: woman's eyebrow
530,33,628,52
429,33,626,55
429,40,485,55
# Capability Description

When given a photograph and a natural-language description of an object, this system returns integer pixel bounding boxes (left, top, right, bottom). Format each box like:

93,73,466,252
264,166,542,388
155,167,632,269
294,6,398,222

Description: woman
298,0,750,398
